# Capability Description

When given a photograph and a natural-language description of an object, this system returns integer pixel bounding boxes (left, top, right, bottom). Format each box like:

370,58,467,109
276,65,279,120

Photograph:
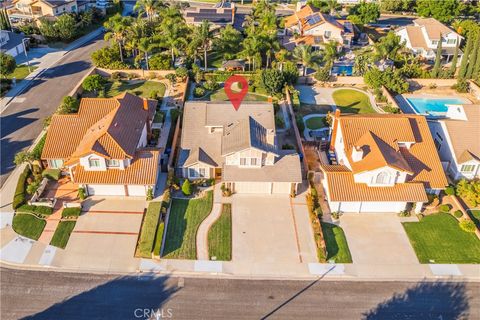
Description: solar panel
306,14,322,26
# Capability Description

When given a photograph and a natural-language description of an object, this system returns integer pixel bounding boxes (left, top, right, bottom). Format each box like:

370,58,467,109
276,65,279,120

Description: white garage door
127,185,147,197
272,182,291,194
234,182,271,194
87,185,126,196
359,202,407,213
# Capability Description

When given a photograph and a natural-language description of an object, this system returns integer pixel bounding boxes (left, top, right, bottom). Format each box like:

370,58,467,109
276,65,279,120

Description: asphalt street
0,35,106,187
1,267,478,320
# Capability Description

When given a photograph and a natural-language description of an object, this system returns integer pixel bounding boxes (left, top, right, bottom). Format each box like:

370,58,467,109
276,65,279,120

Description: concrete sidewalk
0,27,103,111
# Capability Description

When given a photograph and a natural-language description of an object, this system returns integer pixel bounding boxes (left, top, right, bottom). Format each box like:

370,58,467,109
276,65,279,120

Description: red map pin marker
224,75,249,111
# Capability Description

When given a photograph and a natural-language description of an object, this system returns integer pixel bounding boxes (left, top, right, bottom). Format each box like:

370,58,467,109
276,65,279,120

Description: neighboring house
395,18,463,63
0,30,25,58
177,102,302,194
428,104,480,180
320,111,448,213
41,93,160,197
7,0,92,23
284,4,354,50
183,1,235,28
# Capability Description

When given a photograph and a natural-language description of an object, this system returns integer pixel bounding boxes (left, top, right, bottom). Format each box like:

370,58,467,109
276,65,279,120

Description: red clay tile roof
73,149,160,185
42,92,156,163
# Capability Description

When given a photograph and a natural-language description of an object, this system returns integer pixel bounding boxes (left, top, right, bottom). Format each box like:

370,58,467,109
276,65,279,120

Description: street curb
0,28,103,109
1,260,479,283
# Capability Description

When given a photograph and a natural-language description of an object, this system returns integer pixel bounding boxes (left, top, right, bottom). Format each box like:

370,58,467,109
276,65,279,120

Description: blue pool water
406,97,468,116
331,65,353,76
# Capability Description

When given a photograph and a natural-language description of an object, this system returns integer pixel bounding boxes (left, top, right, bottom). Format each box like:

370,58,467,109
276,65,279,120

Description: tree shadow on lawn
321,223,340,260
22,274,178,320
161,198,188,258
105,80,145,98
362,281,471,320
337,101,362,114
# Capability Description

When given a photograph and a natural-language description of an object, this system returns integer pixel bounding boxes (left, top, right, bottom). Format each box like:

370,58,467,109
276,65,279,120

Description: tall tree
156,6,189,66
0,52,16,79
104,14,133,62
193,20,214,70
348,2,380,28
138,37,159,70
134,0,164,21
240,34,262,71
458,32,474,79
213,25,243,60
293,45,322,76
465,32,480,79
323,41,339,66
373,31,403,61
415,0,459,24
448,39,460,77
431,37,443,78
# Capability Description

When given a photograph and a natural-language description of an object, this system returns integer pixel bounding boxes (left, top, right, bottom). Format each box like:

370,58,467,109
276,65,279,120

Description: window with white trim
48,159,64,169
106,159,120,167
250,158,258,166
189,168,199,178
240,158,247,166
88,158,101,168
447,38,456,45
199,168,206,177
461,164,475,173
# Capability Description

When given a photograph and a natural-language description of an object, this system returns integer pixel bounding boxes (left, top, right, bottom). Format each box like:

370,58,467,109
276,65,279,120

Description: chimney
351,146,364,162
329,109,341,151
143,98,148,111
231,3,235,24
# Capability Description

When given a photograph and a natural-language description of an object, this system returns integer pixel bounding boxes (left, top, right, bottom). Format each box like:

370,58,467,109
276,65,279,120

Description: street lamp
21,38,31,73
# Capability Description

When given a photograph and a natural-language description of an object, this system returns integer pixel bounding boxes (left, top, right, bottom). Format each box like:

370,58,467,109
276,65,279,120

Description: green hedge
13,166,31,209
292,91,300,110
17,204,53,217
42,168,61,180
50,221,77,249
62,207,81,218
31,134,46,160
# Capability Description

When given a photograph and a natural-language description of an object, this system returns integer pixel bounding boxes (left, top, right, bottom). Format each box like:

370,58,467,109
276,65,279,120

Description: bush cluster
439,204,451,213
459,220,476,233
13,166,31,209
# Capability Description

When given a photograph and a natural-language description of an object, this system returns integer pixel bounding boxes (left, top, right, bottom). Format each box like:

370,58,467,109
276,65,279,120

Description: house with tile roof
177,102,302,194
428,105,480,180
284,4,354,50
395,18,463,63
320,110,448,213
41,93,160,197
183,1,235,28
7,0,92,23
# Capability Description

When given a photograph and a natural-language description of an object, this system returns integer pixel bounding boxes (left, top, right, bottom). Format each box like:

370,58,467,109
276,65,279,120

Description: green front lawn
50,221,76,249
305,116,327,130
136,202,161,258
208,204,232,261
12,214,46,240
332,89,375,114
162,191,213,259
209,88,269,102
321,223,353,263
403,213,480,264
105,80,166,99
467,210,480,229
6,65,37,81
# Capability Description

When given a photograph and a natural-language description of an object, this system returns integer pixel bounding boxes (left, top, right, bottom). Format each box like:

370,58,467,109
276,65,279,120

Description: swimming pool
406,97,469,116
331,65,353,76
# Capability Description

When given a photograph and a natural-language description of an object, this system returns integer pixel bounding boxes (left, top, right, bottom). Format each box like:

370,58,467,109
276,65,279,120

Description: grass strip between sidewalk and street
162,191,213,259
208,204,232,261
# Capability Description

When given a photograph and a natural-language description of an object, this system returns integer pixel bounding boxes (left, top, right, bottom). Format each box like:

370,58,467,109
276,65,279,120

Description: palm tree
193,20,213,70
134,0,164,21
293,45,322,76
138,37,160,70
275,49,290,71
241,34,262,71
327,0,338,15
104,14,132,62
125,18,147,59
323,41,339,66
157,6,189,66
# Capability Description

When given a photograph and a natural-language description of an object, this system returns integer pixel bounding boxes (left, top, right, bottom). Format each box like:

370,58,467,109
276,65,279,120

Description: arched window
375,171,390,184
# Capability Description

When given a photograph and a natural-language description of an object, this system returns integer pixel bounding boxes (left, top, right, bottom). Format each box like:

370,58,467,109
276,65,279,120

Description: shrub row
13,166,31,209
306,183,326,262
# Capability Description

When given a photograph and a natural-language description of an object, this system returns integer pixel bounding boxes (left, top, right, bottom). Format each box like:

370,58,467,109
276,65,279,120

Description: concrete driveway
339,214,419,265
51,196,146,272
226,195,317,276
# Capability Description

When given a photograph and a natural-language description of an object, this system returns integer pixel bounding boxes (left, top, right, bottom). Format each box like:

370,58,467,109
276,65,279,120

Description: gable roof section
42,93,156,162
404,25,429,50
348,131,413,174
414,18,459,40
443,105,480,164
339,114,448,189
183,147,218,167
221,116,276,156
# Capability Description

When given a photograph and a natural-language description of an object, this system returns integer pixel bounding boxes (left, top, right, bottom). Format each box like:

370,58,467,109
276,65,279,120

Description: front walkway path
196,184,223,260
